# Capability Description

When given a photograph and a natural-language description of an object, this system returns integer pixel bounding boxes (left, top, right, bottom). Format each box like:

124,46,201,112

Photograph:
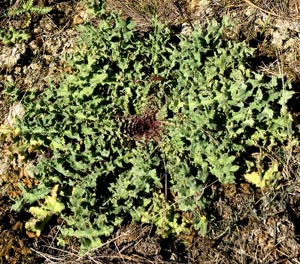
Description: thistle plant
8,9,295,252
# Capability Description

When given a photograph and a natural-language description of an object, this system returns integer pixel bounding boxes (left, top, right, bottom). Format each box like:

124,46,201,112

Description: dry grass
31,223,173,264
221,0,300,81
105,0,187,31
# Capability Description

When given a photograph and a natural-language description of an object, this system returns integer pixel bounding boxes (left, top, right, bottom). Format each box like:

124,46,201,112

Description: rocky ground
1,0,300,263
